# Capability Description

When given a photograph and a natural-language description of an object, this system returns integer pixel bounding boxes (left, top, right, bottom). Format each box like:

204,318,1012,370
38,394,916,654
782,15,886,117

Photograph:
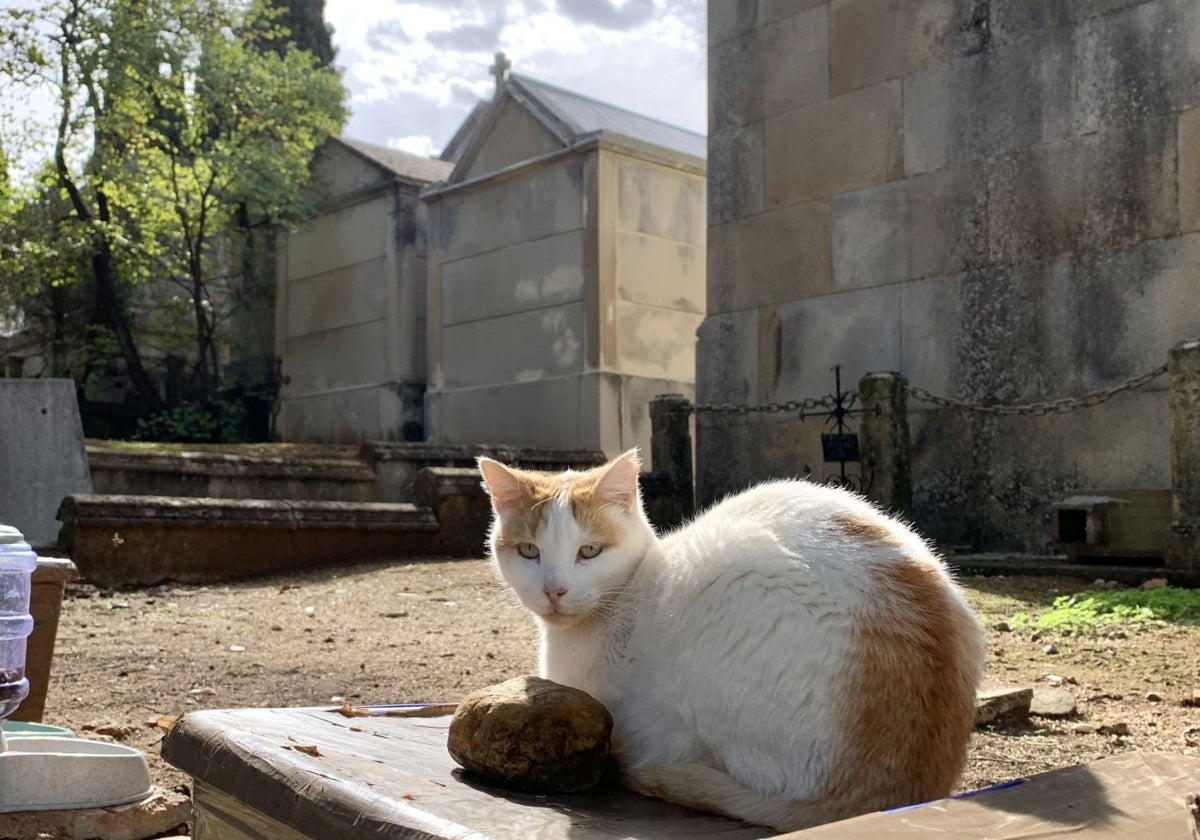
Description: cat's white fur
480,450,984,831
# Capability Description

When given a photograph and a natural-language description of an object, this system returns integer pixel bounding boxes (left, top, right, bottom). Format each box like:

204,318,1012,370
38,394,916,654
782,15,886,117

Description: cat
478,449,984,832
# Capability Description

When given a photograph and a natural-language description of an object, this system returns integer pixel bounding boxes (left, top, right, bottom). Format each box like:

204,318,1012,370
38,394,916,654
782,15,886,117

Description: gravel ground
29,560,1200,837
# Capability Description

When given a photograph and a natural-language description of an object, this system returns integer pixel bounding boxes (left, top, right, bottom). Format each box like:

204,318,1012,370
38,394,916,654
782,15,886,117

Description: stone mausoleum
274,138,452,442
423,74,706,454
277,74,706,457
701,0,1200,552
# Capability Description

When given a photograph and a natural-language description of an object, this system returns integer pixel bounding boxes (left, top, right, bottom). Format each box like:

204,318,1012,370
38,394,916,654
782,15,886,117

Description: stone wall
276,143,441,443
702,0,1200,551
425,138,705,458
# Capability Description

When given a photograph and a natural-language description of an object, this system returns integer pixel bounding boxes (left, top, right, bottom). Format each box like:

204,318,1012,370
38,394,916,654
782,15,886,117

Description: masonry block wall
701,0,1200,551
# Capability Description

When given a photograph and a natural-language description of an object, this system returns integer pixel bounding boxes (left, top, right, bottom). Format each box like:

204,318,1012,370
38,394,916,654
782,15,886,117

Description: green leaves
1,0,346,426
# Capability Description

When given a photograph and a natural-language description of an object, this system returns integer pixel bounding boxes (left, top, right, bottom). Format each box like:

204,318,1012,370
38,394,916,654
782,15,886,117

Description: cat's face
479,451,652,626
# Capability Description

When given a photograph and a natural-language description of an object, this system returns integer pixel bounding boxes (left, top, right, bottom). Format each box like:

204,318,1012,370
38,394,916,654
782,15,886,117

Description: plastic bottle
0,525,36,720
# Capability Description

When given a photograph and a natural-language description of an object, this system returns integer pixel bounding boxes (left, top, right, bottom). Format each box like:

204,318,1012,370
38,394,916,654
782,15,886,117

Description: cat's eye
578,544,602,560
516,543,540,560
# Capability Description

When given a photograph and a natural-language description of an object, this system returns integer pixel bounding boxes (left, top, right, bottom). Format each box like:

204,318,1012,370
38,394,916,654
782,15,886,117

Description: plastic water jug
0,526,36,720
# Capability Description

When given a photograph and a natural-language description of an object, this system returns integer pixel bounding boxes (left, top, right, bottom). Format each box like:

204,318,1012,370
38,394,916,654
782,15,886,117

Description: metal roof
338,137,454,184
509,74,706,160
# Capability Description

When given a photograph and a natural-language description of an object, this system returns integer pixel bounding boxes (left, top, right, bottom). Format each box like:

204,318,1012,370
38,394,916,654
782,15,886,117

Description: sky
324,0,708,159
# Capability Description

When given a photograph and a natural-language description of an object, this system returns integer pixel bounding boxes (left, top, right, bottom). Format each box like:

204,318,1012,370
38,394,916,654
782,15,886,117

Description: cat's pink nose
544,586,568,609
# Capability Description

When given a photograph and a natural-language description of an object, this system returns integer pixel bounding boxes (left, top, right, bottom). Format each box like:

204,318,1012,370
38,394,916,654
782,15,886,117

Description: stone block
903,35,1073,176
765,0,829,22
615,232,704,313
440,303,585,389
56,495,442,586
1074,0,1200,137
772,285,903,400
763,5,828,117
428,374,600,450
286,256,387,337
987,125,1177,263
988,0,1073,43
612,303,702,382
436,158,585,263
617,375,697,467
616,158,706,245
440,230,585,326
1070,235,1200,383
975,686,1032,726
695,412,823,508
832,166,986,290
283,319,388,395
0,380,93,547
287,195,389,280
413,466,491,557
1180,108,1200,232
830,0,987,96
899,271,964,397
708,123,764,225
695,310,759,407
709,0,764,46
765,81,903,205
708,202,832,313
279,381,424,444
709,28,766,133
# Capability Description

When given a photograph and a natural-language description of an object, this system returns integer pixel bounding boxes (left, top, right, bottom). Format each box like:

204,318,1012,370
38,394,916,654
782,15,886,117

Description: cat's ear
594,449,642,511
478,458,524,515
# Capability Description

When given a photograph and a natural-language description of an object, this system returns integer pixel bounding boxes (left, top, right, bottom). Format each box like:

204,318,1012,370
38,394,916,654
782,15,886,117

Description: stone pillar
858,372,912,517
1169,340,1200,570
649,394,694,524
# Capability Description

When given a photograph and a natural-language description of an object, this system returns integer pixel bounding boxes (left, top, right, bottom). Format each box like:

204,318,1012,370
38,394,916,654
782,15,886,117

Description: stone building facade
701,0,1200,551
275,138,452,442
423,75,706,455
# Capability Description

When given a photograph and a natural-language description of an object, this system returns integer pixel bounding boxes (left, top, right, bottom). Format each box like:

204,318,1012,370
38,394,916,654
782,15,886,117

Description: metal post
649,394,695,524
858,372,912,516
1169,340,1200,570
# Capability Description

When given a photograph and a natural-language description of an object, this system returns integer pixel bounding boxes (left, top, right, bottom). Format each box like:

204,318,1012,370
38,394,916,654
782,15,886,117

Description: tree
250,0,336,67
0,0,345,434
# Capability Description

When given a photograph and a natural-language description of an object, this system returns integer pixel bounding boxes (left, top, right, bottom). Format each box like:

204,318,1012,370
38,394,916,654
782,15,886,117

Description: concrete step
87,444,377,503
57,495,445,587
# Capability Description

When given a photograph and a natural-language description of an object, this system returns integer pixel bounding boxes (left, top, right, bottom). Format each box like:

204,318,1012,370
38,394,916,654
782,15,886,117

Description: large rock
447,675,613,793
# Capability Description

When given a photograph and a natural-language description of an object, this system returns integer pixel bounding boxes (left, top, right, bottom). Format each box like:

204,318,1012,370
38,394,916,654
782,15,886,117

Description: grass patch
1007,587,1200,634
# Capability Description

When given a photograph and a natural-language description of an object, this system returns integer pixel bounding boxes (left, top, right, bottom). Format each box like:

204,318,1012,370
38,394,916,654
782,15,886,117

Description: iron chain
687,362,1167,418
907,363,1168,417
691,395,838,415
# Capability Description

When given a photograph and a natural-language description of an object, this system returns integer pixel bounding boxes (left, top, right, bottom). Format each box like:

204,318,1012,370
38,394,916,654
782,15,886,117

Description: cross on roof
489,51,511,97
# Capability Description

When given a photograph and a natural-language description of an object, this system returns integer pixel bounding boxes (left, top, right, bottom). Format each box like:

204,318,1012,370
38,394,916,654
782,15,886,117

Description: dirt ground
34,561,1200,836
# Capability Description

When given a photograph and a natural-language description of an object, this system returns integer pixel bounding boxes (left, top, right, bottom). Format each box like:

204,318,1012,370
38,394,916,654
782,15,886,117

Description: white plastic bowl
0,736,152,812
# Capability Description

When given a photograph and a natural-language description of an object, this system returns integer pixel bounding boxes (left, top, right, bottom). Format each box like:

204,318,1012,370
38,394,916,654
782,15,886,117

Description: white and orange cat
479,450,984,831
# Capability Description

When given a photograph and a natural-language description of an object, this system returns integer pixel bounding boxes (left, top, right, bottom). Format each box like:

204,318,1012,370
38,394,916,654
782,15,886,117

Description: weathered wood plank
164,707,772,840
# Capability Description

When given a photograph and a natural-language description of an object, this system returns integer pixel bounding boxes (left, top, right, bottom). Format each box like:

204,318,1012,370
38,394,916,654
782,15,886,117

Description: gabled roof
336,137,453,185
507,75,706,161
441,74,706,186
439,102,491,165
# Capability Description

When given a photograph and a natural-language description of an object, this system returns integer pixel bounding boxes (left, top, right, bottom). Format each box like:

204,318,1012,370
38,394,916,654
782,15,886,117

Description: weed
1007,587,1200,635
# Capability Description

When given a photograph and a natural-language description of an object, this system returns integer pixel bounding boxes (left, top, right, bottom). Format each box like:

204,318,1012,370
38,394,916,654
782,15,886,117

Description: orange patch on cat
830,511,899,544
493,469,567,547
819,557,978,821
566,471,622,547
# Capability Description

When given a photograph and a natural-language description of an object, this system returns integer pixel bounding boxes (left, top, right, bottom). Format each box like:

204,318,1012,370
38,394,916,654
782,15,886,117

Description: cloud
554,0,655,31
364,19,410,54
427,22,503,52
